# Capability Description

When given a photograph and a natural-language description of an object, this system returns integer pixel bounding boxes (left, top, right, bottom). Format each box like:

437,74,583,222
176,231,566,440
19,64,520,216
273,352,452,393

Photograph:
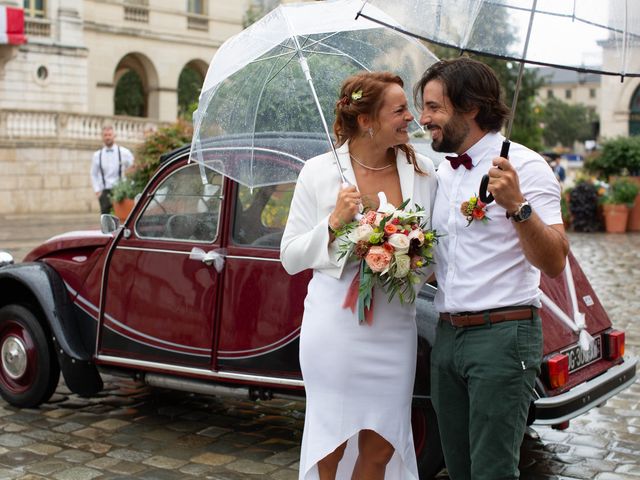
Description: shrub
569,182,601,232
116,120,193,200
605,177,640,206
585,136,640,179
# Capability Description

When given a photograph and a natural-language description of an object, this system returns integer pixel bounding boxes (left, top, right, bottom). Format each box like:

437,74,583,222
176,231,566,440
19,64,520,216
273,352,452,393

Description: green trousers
431,315,542,480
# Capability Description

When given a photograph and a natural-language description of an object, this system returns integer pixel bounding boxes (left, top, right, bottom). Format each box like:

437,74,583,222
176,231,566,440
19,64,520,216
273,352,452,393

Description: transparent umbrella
189,0,438,189
357,0,640,200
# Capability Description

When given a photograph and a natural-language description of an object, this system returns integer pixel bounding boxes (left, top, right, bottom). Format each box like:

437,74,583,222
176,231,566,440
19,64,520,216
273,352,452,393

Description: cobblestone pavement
0,215,638,479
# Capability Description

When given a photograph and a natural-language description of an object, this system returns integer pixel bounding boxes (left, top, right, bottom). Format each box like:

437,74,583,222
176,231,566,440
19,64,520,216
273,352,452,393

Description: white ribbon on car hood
540,258,594,352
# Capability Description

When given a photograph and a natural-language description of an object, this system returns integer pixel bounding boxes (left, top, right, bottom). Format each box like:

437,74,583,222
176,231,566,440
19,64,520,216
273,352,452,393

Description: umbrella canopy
357,0,640,78
189,0,438,189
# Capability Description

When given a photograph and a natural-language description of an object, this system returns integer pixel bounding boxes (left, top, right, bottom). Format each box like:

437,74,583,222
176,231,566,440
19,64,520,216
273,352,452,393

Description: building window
547,89,554,99
187,0,206,14
589,88,596,99
565,89,572,100
23,0,46,18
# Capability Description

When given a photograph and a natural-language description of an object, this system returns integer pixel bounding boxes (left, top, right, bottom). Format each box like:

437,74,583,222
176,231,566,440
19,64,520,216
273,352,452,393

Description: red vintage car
0,137,636,479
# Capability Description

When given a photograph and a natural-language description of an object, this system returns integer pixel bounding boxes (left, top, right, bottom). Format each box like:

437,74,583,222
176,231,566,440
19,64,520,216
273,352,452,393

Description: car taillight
545,353,569,389
604,330,625,360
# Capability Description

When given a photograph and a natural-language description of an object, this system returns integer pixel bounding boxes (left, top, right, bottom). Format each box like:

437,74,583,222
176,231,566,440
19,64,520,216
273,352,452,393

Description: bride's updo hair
334,71,422,173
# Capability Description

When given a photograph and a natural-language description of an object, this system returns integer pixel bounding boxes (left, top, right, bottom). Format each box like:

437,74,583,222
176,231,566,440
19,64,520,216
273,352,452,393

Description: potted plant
110,177,138,222
569,182,601,232
601,177,640,233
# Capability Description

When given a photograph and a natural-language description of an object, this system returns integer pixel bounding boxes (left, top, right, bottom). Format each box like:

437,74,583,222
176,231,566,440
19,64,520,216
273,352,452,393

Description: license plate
561,336,602,373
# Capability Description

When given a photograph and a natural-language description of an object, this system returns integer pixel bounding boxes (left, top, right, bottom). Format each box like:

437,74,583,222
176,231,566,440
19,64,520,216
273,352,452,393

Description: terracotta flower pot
113,198,135,222
627,191,640,232
603,204,629,234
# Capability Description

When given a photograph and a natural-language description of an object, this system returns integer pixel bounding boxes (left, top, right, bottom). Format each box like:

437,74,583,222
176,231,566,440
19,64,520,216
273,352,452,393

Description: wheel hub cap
1,336,28,380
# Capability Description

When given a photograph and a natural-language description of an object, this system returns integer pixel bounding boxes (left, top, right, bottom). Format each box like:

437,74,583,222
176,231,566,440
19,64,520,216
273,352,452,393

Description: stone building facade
0,0,249,214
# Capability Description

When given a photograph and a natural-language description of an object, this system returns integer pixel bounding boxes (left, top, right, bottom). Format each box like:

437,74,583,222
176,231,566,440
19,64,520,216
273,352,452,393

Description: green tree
114,70,145,117
178,67,203,120
540,98,596,148
424,2,544,151
243,0,279,28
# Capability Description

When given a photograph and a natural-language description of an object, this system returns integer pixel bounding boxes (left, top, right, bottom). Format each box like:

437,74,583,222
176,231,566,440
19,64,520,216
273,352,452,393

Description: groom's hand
329,185,360,230
487,157,525,215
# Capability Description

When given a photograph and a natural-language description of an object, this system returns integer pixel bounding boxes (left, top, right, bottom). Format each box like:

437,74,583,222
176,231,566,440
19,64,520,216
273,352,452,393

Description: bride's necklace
350,153,394,171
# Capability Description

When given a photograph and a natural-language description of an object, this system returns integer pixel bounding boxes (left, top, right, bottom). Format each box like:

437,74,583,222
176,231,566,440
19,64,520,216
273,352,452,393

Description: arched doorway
113,53,159,118
630,85,640,136
178,60,207,118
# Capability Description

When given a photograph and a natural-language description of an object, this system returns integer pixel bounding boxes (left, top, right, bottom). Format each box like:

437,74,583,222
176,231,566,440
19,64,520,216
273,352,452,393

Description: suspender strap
97,146,123,190
98,149,105,189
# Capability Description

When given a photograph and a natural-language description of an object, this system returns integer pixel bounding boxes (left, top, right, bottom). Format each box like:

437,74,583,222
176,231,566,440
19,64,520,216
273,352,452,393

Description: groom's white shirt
281,141,437,279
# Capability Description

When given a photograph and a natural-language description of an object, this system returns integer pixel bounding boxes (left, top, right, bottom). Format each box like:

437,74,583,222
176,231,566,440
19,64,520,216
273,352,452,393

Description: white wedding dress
298,261,419,480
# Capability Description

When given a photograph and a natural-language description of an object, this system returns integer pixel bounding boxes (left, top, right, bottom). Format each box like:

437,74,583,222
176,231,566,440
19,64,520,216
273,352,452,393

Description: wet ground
0,214,638,479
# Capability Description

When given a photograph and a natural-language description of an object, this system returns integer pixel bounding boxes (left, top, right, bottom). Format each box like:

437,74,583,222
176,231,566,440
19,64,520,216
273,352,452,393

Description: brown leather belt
439,307,537,328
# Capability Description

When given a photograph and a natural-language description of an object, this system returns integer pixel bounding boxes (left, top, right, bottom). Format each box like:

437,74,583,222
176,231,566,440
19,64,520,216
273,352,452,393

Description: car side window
232,183,295,248
135,163,224,243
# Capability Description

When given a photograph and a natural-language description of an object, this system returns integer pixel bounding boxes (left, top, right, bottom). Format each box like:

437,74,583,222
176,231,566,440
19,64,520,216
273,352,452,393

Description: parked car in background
0,136,636,479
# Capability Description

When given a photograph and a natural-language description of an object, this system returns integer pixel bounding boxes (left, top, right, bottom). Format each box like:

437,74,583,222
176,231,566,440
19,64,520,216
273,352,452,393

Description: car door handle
189,247,226,272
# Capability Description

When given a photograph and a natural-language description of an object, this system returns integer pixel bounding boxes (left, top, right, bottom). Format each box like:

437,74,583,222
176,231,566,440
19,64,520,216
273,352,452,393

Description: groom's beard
430,113,470,153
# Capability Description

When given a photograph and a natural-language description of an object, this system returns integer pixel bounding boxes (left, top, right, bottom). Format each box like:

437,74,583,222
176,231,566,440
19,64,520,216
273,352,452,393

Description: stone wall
0,142,105,214
0,111,157,214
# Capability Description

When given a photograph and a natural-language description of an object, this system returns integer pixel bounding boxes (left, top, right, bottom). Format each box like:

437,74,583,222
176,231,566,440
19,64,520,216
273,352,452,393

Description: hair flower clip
351,90,363,102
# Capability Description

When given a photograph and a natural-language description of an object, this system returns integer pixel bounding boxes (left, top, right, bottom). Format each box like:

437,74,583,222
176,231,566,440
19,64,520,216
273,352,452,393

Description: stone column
56,0,84,47
149,87,178,122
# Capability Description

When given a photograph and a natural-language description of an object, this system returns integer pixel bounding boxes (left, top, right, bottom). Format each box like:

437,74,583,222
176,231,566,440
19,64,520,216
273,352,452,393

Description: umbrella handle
479,140,510,204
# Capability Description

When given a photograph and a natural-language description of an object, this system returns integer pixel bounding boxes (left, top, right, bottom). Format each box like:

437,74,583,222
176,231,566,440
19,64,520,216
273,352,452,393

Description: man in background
90,125,134,214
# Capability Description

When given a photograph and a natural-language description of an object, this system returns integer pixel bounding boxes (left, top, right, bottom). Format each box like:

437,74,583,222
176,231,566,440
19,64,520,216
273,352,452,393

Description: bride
281,71,437,480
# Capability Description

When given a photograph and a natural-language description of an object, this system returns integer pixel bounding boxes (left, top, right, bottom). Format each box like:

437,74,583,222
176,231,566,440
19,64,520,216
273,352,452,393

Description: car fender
0,262,103,396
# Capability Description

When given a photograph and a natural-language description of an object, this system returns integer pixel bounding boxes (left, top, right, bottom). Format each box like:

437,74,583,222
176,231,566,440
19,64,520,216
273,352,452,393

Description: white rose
349,224,374,243
387,233,410,254
407,228,425,246
394,254,411,278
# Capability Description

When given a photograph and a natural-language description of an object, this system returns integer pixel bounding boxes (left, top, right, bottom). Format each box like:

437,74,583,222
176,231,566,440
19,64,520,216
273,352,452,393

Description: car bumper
533,357,637,426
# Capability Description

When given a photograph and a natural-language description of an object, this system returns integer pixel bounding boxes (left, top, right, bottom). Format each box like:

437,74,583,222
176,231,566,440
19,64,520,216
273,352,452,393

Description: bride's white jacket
281,141,437,279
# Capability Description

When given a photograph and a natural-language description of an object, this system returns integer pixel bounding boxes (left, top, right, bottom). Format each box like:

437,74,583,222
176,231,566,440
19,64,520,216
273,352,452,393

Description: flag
0,6,26,45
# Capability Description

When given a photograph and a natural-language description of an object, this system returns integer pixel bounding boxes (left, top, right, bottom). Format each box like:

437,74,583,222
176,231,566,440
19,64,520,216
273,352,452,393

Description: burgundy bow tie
445,153,473,170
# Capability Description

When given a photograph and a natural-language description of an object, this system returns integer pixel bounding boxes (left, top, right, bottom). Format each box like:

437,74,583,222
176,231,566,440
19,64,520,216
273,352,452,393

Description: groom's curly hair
334,71,423,174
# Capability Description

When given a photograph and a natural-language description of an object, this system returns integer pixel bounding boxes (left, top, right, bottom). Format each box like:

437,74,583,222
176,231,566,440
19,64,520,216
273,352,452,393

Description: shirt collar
464,131,504,168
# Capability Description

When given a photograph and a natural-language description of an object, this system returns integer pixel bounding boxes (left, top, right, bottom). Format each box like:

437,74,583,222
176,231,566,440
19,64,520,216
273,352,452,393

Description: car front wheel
0,304,60,408
412,398,444,480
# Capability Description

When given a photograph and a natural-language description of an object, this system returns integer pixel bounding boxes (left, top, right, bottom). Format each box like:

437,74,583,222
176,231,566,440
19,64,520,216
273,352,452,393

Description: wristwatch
507,199,532,223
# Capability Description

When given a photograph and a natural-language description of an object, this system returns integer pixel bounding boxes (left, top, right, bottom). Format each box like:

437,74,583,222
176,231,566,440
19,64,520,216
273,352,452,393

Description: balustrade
0,110,161,144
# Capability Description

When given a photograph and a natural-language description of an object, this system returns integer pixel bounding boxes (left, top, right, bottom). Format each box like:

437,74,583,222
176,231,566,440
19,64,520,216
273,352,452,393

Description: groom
415,57,569,479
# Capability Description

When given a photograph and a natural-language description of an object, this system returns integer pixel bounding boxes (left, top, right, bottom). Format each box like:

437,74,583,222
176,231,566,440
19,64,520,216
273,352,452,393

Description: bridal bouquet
336,199,438,324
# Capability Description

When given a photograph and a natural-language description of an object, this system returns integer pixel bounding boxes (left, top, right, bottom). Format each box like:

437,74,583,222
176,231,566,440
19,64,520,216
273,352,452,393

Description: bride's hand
329,185,360,230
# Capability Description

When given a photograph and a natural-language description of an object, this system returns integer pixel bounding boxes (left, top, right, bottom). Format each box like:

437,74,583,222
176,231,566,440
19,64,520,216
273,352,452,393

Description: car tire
412,398,445,480
0,304,60,408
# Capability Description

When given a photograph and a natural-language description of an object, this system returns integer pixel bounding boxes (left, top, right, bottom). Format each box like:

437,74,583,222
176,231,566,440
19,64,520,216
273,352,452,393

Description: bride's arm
280,164,345,275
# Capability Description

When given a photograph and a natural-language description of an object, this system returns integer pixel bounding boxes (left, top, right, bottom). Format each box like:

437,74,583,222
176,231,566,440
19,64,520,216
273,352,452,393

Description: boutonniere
460,194,490,226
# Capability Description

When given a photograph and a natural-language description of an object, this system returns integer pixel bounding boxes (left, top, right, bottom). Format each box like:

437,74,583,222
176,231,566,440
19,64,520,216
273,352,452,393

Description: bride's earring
368,127,374,138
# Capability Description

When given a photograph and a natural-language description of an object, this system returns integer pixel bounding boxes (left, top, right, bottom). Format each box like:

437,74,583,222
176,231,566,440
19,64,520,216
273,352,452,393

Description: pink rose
365,246,392,273
360,210,378,225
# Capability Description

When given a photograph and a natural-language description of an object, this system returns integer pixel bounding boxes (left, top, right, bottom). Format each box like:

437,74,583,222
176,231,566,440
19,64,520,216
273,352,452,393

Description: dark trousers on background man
98,189,112,214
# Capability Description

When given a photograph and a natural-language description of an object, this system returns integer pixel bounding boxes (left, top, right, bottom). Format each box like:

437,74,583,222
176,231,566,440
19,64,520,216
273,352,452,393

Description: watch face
519,203,532,221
